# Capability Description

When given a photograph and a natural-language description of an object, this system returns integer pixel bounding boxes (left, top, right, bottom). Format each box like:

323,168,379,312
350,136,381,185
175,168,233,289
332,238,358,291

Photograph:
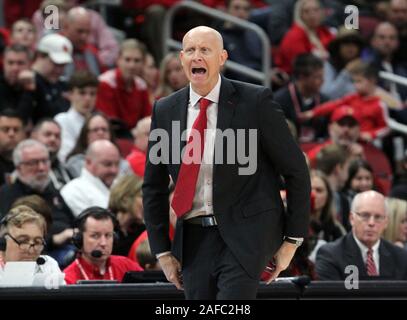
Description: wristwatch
284,237,303,247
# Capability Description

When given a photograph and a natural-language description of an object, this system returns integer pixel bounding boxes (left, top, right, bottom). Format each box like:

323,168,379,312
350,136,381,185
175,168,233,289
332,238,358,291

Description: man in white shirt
55,70,98,162
316,190,407,280
60,140,120,216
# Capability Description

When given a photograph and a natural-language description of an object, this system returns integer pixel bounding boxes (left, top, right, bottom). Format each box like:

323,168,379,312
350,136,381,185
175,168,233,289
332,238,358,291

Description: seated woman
0,205,65,286
383,197,407,249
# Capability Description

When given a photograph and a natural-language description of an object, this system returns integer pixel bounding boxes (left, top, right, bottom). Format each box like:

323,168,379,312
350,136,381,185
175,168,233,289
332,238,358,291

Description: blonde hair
383,197,407,243
108,175,143,215
119,39,147,58
155,52,182,98
1,205,47,236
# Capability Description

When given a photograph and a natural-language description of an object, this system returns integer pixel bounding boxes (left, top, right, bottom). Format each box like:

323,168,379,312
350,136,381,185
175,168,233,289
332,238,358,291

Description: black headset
72,206,119,249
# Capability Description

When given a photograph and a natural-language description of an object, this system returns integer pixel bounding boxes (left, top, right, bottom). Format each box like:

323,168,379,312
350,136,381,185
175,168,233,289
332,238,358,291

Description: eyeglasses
353,211,387,223
5,233,46,252
19,158,50,167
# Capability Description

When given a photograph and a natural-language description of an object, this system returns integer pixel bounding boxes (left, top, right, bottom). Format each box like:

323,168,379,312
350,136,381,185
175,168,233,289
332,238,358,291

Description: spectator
322,26,364,100
108,174,146,257
274,53,329,142
17,33,72,124
96,39,151,137
31,119,72,190
388,0,407,65
54,70,98,162
0,205,65,286
62,7,102,78
0,139,75,264
383,197,407,248
10,19,36,51
126,117,151,177
64,206,142,284
61,140,120,217
0,109,26,186
391,150,407,201
0,45,32,112
316,190,407,280
142,53,159,105
276,0,335,74
65,113,130,178
301,62,390,143
154,52,188,99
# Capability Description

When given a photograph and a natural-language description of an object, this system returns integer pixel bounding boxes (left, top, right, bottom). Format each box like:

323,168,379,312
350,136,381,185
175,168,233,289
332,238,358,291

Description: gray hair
13,139,49,166
350,190,388,216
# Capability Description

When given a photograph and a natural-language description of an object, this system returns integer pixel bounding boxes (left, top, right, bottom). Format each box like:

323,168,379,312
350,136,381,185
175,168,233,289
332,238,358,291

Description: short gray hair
13,139,49,166
351,190,388,216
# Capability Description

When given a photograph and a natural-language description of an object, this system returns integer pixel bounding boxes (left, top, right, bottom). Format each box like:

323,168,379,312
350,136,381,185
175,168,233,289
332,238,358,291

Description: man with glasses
0,139,76,265
315,190,407,280
0,109,26,187
0,205,65,286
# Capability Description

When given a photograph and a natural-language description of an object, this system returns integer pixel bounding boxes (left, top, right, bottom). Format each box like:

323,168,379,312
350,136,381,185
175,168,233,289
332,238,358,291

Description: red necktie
171,98,212,218
366,248,378,276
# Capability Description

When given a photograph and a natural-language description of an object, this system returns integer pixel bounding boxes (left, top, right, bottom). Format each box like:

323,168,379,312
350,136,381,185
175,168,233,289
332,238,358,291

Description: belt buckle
202,216,217,227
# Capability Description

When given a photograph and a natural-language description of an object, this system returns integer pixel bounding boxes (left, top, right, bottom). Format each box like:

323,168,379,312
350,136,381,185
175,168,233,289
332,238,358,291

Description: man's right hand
158,254,183,290
18,70,36,91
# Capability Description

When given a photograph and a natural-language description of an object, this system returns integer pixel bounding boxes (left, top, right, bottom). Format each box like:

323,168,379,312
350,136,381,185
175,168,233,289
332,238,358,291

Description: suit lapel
345,233,368,277
378,242,394,278
171,87,189,180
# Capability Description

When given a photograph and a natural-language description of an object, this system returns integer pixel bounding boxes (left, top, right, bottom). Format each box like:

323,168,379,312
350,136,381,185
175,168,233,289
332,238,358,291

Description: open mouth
192,67,207,75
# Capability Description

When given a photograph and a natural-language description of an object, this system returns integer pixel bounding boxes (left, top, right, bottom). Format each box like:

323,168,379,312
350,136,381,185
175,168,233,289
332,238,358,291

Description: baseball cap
330,106,359,124
37,34,73,64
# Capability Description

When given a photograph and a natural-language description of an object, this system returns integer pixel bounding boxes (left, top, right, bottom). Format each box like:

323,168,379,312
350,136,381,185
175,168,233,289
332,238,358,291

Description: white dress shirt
353,233,381,274
183,75,221,219
60,168,110,216
55,107,86,163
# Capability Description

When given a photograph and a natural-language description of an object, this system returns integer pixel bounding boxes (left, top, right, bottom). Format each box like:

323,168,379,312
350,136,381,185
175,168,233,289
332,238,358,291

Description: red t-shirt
64,255,143,284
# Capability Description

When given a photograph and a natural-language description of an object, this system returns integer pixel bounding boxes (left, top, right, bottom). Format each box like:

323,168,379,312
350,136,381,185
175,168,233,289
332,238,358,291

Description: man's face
3,51,30,85
17,145,50,190
82,217,114,262
86,147,120,188
180,27,228,96
117,48,144,80
65,16,91,49
41,57,67,83
34,122,61,156
5,222,45,262
350,196,388,248
329,118,360,146
0,116,25,154
301,0,323,30
69,86,97,116
301,68,324,94
227,0,251,20
371,24,399,57
389,0,407,27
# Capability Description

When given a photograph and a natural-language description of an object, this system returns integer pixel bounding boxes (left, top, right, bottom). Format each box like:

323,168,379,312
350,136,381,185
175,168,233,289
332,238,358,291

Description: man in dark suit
316,190,407,280
142,26,311,299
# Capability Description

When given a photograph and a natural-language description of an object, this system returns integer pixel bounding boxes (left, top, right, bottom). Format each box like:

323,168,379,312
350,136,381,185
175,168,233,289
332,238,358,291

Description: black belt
185,215,218,227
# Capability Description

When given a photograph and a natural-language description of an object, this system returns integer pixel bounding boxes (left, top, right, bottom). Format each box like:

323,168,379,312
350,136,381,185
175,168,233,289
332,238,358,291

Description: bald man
62,7,102,78
316,190,407,280
61,140,120,216
143,26,310,299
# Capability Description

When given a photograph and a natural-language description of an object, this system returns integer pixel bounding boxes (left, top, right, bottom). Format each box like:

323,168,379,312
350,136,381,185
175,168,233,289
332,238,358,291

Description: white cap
37,34,73,64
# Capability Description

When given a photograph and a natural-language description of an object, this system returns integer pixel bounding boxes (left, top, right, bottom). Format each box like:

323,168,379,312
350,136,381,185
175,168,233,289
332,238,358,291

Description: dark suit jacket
316,232,407,280
142,77,311,279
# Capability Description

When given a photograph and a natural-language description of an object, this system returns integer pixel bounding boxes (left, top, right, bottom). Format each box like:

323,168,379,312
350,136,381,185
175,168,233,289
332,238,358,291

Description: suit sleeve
315,244,343,280
142,102,171,256
257,88,311,237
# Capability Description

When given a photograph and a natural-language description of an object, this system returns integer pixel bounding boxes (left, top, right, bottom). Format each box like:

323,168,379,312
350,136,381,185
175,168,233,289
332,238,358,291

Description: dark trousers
182,224,259,300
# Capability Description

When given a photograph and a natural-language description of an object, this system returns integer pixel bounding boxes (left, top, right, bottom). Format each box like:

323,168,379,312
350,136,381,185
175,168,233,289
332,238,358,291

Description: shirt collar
189,74,221,109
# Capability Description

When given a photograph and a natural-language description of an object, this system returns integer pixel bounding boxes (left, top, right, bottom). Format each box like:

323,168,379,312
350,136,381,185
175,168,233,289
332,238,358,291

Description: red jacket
276,23,334,74
126,146,146,177
96,68,152,130
311,93,389,139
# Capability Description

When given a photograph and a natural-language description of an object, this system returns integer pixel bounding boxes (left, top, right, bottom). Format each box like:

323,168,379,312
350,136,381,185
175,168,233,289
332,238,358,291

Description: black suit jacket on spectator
143,77,311,279
0,179,75,235
0,155,14,187
0,73,25,112
316,232,407,280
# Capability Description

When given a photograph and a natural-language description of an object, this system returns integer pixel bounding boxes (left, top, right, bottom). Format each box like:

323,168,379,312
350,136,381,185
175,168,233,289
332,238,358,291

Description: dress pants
182,223,259,300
